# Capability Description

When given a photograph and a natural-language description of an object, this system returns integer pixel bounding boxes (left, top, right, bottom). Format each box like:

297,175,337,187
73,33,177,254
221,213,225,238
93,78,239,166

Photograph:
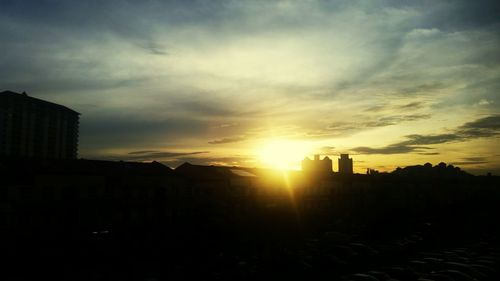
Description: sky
1,0,499,174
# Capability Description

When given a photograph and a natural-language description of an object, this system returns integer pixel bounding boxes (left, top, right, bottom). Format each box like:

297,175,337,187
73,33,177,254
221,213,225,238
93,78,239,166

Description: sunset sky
1,0,499,174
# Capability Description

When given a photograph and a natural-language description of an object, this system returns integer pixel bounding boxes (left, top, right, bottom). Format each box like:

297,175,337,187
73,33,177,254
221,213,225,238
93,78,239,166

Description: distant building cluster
0,157,487,238
0,90,79,159
302,153,353,175
302,154,332,175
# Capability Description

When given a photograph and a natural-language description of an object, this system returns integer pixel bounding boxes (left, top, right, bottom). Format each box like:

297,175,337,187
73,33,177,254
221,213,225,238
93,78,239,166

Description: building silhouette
302,154,332,175
0,90,79,159
338,154,353,174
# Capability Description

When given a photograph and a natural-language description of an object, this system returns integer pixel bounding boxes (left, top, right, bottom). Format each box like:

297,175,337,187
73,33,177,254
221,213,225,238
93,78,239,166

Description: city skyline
1,1,499,174
0,90,472,175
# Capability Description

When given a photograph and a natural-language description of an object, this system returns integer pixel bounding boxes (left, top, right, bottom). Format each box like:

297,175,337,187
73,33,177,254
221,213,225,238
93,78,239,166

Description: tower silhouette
338,154,353,174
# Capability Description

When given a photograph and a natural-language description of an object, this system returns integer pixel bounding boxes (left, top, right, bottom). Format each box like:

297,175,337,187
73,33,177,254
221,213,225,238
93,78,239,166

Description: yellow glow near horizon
257,140,311,170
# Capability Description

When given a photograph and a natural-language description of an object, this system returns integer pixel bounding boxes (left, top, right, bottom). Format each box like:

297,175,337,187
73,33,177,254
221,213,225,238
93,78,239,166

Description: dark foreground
3,202,499,281
1,159,499,280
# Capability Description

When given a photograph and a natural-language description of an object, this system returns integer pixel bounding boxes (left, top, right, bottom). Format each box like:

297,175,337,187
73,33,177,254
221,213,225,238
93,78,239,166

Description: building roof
0,90,80,115
0,158,173,177
174,162,257,180
229,169,257,177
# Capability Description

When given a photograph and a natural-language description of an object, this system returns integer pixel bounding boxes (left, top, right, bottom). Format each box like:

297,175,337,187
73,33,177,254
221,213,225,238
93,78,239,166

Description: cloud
128,150,159,155
352,115,500,155
364,102,426,113
161,155,255,169
399,102,424,110
463,156,487,162
307,114,431,138
418,152,440,155
375,114,432,126
208,136,247,144
79,114,208,151
419,0,500,31
451,161,489,166
172,100,234,117
137,41,169,55
101,150,209,162
458,115,500,137
400,133,461,145
352,145,432,155
126,150,208,159
450,156,489,166
363,104,388,112
449,156,491,166
204,156,256,166
397,83,447,96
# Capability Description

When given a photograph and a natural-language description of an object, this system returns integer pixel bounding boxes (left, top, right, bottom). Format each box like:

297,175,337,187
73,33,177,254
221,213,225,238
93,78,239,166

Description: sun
257,139,311,170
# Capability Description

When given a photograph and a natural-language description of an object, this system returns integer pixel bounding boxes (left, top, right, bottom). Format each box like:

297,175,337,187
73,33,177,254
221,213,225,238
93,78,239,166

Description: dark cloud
451,161,489,166
374,114,431,126
205,156,255,166
400,133,460,145
364,102,426,113
399,102,424,110
208,136,246,144
309,114,431,138
418,152,440,155
128,150,159,155
363,104,388,112
123,150,209,161
398,83,446,96
97,150,210,164
458,115,500,137
161,155,255,169
352,145,431,155
0,77,148,95
325,123,357,132
450,157,489,166
173,100,234,117
82,117,204,138
137,41,169,55
419,0,500,31
463,157,487,162
0,0,233,38
352,115,500,155
79,114,207,150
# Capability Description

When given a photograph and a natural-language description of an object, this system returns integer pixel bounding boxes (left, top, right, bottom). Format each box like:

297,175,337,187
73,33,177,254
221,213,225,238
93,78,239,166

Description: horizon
1,1,499,175
85,151,484,176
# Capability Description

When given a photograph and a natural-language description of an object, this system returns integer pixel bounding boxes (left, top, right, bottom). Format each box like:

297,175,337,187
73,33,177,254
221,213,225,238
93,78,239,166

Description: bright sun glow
257,140,312,170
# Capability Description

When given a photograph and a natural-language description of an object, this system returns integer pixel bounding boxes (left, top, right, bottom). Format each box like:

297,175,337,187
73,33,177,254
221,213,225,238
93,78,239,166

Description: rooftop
0,90,80,115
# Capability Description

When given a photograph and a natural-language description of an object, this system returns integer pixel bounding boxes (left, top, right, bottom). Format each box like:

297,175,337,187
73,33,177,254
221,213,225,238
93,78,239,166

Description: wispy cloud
352,115,500,155
352,145,432,155
458,115,500,138
399,102,425,110
307,114,431,138
104,150,210,162
208,136,247,144
161,155,255,169
451,156,489,165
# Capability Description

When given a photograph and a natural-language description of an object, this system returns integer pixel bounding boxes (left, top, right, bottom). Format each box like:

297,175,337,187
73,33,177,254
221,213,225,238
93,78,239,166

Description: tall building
0,90,79,159
302,154,333,175
338,154,353,174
